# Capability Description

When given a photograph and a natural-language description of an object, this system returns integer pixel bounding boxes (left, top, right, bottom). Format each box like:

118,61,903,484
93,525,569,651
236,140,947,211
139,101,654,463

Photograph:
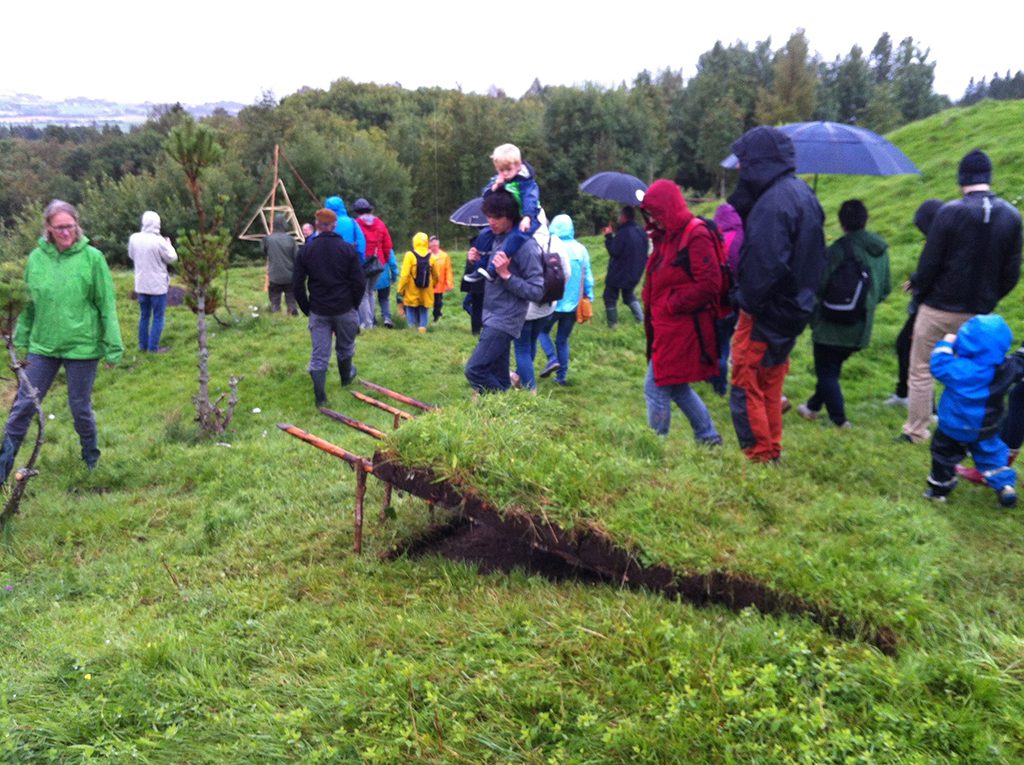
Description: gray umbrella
579,171,648,205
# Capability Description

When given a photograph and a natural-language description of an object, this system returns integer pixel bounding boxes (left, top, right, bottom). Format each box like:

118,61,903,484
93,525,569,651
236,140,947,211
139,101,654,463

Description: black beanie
958,149,992,186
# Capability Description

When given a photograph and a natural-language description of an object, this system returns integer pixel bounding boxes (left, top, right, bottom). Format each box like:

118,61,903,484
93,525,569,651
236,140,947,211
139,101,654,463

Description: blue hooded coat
932,314,1024,443
324,196,367,257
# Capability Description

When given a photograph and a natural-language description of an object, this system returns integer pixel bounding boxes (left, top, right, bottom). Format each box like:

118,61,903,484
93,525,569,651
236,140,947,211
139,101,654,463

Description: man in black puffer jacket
900,149,1023,444
727,126,826,463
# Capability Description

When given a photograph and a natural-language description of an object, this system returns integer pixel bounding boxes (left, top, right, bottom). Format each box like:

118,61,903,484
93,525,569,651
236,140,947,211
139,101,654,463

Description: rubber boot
339,358,357,386
606,305,618,329
628,299,644,322
310,370,328,406
81,435,100,471
0,433,24,485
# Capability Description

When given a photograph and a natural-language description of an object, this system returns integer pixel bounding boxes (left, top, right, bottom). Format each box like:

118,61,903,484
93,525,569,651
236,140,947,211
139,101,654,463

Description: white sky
4,1,1018,105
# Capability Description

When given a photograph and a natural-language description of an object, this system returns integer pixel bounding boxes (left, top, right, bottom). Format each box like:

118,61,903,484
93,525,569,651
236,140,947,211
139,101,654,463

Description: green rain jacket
14,237,124,364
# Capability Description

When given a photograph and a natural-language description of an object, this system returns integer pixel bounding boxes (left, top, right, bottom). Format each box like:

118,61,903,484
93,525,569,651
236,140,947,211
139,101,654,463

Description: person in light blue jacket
323,196,366,257
538,214,594,386
374,250,400,327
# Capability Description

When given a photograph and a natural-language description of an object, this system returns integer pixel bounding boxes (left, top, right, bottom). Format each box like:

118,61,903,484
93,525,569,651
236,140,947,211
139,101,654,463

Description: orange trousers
729,311,790,462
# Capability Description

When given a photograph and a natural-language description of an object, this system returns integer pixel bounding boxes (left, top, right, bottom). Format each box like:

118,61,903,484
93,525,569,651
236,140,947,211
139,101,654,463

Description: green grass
2,100,1024,762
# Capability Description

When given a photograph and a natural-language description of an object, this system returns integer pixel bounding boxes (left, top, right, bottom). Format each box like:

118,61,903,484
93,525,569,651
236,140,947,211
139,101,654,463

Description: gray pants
307,311,359,372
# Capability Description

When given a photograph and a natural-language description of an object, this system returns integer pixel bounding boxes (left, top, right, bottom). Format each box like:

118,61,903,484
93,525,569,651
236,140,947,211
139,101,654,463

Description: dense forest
0,29,996,266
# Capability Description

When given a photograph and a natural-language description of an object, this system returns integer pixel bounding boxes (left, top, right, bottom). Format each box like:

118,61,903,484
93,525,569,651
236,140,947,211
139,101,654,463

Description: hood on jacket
549,214,575,241
412,232,429,256
324,196,349,217
358,213,377,225
713,203,742,235
141,211,161,234
913,198,943,237
272,212,287,231
953,314,1012,365
640,179,692,232
731,126,796,196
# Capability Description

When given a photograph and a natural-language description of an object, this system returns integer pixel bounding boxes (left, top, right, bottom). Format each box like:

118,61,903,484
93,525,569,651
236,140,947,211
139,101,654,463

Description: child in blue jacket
925,314,1024,507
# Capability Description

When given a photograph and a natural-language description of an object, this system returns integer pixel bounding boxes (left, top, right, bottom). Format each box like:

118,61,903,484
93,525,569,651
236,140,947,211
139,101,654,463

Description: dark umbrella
579,171,648,205
720,121,920,184
449,197,488,227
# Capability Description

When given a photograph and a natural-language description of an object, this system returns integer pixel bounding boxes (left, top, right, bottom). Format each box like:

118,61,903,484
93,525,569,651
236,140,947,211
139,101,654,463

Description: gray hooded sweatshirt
128,211,178,295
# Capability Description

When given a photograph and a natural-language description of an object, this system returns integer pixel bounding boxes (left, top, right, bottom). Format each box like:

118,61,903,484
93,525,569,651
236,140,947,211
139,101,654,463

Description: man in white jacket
128,210,178,352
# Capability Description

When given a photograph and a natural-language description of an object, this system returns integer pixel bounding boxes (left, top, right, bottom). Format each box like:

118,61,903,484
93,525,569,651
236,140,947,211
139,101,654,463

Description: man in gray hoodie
464,190,545,393
128,210,178,352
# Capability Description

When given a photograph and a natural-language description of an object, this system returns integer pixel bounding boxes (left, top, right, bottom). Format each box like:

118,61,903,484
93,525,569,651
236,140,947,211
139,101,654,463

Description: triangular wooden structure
238,145,306,243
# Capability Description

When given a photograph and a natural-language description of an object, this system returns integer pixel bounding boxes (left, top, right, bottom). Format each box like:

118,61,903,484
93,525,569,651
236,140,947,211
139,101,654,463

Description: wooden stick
319,407,387,440
358,380,438,412
351,390,415,421
276,423,373,471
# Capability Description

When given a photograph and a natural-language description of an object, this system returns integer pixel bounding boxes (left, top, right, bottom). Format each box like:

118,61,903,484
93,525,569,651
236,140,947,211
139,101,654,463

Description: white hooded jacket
128,211,178,295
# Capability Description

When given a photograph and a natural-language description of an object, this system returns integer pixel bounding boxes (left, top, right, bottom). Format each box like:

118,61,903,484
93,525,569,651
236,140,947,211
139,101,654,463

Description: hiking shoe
883,394,909,407
922,488,948,503
893,433,917,444
540,359,561,378
383,318,394,328
796,404,819,422
998,485,1018,508
781,395,792,414
509,371,521,389
417,326,428,334
955,464,985,485
836,420,853,430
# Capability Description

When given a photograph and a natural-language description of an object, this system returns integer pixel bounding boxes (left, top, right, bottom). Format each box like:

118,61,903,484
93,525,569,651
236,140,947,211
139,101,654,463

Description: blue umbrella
720,121,920,178
579,171,648,205
449,197,488,227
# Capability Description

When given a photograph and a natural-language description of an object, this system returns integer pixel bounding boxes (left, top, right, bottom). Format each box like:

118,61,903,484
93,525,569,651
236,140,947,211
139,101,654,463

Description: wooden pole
269,144,280,229
359,380,438,412
350,390,415,421
319,407,387,440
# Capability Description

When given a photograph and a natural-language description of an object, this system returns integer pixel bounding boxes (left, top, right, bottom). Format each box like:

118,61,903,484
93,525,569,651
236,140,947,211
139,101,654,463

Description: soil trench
373,453,898,656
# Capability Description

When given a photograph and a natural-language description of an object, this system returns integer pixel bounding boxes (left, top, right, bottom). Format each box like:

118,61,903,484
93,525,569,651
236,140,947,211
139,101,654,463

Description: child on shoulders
464,143,542,283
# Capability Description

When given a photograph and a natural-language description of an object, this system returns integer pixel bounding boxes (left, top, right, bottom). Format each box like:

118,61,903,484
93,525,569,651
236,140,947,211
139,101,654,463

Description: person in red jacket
352,198,394,328
639,180,723,444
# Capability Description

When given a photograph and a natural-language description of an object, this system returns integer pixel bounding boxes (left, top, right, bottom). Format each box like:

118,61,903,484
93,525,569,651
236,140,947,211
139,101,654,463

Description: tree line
0,29,991,267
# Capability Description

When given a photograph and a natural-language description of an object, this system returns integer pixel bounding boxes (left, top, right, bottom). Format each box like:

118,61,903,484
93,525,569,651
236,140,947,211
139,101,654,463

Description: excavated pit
374,453,898,656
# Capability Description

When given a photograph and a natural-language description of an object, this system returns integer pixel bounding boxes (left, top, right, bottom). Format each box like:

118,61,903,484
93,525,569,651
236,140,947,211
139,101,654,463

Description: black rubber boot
606,305,618,328
310,370,328,406
339,358,357,386
80,435,100,471
628,299,644,322
0,433,24,485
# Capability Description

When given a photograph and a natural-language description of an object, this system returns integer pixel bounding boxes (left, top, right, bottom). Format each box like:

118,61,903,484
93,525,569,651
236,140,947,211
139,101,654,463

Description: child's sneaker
998,485,1017,508
463,270,485,283
475,267,495,282
796,404,819,421
922,487,948,503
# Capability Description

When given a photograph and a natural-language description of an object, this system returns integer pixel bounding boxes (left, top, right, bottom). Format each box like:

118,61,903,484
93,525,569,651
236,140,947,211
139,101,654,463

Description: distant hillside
0,92,246,129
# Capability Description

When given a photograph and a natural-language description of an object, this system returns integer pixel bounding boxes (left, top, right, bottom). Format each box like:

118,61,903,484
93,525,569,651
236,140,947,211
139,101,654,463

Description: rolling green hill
1,101,1023,763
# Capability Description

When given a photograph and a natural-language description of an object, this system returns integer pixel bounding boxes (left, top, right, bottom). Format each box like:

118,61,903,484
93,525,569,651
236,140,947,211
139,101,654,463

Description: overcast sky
5,1,1018,105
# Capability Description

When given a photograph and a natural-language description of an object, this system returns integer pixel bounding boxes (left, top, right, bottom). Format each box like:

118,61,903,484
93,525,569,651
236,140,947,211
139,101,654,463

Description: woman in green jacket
796,199,891,428
0,199,124,483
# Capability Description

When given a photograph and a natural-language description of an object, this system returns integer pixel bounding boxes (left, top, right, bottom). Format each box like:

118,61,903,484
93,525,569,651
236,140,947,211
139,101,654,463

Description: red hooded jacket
641,179,721,385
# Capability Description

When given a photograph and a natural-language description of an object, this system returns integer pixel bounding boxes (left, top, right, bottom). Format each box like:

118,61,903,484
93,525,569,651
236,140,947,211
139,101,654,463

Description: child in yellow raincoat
398,232,441,333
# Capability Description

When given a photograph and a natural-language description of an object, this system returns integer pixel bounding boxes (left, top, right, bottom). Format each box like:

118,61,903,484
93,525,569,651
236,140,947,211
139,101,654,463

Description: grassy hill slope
1,100,1023,762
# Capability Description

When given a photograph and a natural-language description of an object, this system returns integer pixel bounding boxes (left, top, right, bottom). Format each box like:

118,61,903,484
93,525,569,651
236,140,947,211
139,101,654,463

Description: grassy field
2,100,1024,763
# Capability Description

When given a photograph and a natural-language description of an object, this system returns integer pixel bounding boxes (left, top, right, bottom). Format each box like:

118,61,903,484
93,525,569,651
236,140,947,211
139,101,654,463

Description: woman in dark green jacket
796,199,891,428
0,200,123,484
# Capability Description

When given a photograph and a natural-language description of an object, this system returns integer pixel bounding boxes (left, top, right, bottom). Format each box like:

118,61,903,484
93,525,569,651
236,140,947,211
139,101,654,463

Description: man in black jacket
602,207,648,327
727,126,826,462
292,207,367,406
901,149,1023,443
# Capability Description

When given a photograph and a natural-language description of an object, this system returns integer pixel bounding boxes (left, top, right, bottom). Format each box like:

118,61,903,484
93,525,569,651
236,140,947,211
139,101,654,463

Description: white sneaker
796,404,819,421
883,394,909,407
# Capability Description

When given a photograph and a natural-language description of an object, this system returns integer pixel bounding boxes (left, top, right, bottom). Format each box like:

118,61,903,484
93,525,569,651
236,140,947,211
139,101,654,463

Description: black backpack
413,253,431,289
820,237,871,324
538,239,566,304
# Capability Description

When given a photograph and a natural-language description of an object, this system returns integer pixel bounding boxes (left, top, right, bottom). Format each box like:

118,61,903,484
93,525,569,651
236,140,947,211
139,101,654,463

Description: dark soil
373,452,898,655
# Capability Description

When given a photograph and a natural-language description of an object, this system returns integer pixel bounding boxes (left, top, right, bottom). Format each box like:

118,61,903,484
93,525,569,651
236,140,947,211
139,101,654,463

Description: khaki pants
902,303,974,442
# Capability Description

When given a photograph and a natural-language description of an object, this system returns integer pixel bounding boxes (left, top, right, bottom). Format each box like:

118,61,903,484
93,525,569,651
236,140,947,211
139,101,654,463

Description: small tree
165,117,239,434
